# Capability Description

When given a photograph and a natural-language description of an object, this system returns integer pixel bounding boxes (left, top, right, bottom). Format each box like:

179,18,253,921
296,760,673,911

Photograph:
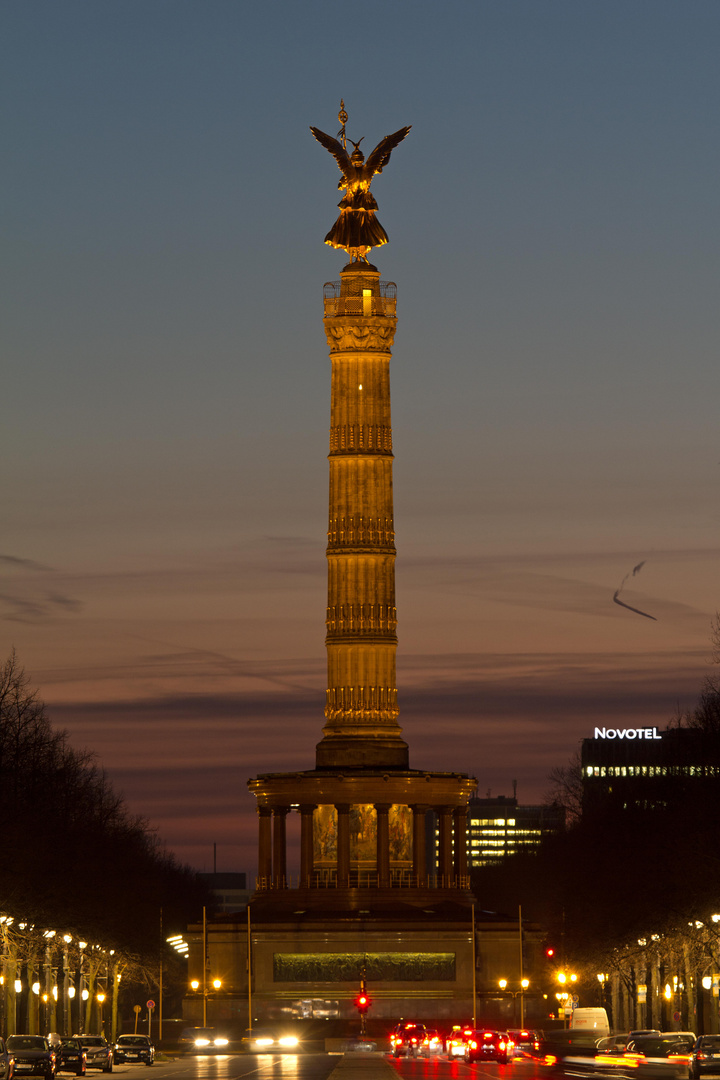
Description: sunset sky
3,0,719,876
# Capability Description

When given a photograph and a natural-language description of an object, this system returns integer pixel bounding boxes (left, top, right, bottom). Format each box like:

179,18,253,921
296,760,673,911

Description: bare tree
544,748,582,825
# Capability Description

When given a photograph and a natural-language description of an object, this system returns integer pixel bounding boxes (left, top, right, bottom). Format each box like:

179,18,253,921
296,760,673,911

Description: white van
569,1008,610,1039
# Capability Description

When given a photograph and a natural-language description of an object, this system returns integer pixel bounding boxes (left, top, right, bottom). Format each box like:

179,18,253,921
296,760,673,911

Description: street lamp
498,979,530,1027
189,977,222,1025
556,972,577,1028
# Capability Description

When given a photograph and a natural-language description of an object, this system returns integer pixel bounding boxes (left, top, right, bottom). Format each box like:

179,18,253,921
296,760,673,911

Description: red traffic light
545,947,555,958
354,991,371,1013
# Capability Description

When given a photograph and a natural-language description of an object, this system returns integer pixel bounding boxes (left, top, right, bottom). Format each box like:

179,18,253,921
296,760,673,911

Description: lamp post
97,992,106,1038
556,972,577,1027
190,977,222,1027
498,979,530,1027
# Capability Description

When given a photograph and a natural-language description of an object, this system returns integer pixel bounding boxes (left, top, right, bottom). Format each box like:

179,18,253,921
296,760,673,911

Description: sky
3,0,719,878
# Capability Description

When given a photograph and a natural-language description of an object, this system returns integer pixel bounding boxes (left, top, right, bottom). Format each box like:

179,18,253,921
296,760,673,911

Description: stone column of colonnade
256,801,469,889
316,264,410,771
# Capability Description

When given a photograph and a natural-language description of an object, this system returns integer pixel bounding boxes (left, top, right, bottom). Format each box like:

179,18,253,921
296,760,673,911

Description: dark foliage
0,651,210,952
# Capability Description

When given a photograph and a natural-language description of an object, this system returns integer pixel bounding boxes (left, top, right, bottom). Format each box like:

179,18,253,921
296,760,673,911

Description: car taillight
469,1042,478,1050
500,1042,506,1050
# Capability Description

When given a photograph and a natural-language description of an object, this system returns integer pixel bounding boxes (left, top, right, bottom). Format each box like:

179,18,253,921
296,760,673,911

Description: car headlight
254,1038,274,1048
279,1037,299,1048
194,1039,210,1047
213,1039,228,1048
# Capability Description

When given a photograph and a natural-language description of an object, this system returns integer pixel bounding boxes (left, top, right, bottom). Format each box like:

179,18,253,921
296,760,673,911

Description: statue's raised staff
311,102,411,263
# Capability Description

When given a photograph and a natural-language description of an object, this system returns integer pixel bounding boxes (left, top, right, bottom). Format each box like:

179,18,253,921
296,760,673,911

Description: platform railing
254,872,471,892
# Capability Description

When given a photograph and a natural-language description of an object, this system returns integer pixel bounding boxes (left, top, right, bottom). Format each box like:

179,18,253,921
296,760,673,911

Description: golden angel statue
310,109,411,262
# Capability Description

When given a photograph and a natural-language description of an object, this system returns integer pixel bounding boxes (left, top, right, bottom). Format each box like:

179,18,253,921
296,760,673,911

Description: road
98,1056,339,1080
97,1052,545,1080
388,1053,542,1080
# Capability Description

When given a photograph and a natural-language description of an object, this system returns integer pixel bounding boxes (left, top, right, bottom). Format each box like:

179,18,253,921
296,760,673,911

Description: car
419,1030,444,1057
390,1023,427,1058
242,1029,301,1053
344,1037,376,1052
447,1026,474,1059
625,1034,696,1078
112,1038,154,1067
7,1037,56,1080
463,1029,514,1064
55,1039,87,1076
178,1029,232,1054
0,1038,14,1080
598,1035,632,1053
691,1035,720,1079
71,1039,112,1074
509,1029,542,1055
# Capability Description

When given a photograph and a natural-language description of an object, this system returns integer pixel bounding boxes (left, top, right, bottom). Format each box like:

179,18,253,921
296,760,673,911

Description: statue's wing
365,125,412,176
310,126,352,180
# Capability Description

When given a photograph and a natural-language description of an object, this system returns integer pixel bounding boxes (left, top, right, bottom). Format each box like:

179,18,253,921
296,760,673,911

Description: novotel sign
594,727,662,740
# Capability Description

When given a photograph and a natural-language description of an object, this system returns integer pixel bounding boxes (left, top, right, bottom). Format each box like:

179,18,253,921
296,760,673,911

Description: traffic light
545,946,555,959
354,990,371,1014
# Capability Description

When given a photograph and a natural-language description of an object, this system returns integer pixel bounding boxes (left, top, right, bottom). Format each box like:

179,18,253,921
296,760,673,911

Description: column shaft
316,266,408,770
438,807,453,885
336,803,351,886
272,807,288,887
258,808,272,887
376,803,391,888
412,805,429,886
300,805,316,886
453,806,468,881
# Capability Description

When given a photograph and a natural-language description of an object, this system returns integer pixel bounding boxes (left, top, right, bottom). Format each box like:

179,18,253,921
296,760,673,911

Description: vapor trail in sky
613,560,657,621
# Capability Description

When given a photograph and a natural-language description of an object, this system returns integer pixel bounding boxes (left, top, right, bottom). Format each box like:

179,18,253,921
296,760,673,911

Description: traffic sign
571,995,579,1006
147,1000,155,1010
133,1006,142,1014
